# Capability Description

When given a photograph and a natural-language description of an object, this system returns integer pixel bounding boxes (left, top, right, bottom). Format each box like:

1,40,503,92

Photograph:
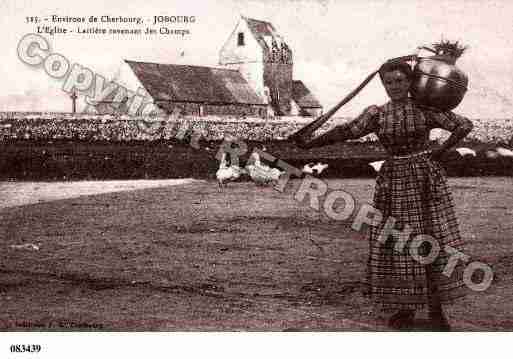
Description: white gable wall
219,18,266,101
219,18,262,63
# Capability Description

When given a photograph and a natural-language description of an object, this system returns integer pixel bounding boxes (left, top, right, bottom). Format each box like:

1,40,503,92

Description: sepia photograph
1,0,512,357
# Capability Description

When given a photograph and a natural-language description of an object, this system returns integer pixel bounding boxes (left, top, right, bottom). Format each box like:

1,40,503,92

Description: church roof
243,17,292,59
292,80,322,108
244,17,275,37
124,60,266,106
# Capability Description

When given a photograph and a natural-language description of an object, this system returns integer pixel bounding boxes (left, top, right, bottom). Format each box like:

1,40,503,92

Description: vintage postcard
1,0,512,357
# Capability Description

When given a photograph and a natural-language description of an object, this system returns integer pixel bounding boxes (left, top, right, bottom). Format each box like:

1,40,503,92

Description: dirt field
0,177,512,331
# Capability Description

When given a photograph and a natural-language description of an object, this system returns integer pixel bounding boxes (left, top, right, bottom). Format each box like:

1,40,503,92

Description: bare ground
0,177,512,331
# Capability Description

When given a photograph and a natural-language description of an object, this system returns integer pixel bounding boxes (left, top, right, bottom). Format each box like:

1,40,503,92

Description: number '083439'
10,344,41,353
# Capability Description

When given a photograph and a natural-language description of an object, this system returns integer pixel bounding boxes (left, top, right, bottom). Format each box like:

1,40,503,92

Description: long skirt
366,153,467,311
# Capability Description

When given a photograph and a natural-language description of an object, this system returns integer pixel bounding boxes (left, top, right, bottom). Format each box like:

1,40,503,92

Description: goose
9,243,40,251
369,160,385,172
216,152,246,187
245,151,270,184
302,163,315,175
484,147,513,159
268,167,284,182
455,147,477,157
302,162,329,176
485,150,500,159
496,147,513,157
245,151,284,185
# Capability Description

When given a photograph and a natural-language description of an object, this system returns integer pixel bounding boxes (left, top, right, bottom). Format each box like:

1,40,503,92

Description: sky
1,0,513,117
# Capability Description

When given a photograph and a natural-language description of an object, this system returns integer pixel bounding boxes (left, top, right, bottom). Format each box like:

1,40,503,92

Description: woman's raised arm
294,105,380,149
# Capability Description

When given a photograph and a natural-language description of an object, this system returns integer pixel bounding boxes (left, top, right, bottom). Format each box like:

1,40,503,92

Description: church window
237,32,245,46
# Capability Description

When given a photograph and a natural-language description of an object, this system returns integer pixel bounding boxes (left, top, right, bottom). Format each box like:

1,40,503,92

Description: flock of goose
216,146,513,187
216,149,329,187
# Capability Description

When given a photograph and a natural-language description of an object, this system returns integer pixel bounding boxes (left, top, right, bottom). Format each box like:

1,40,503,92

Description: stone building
95,16,322,118
219,17,322,117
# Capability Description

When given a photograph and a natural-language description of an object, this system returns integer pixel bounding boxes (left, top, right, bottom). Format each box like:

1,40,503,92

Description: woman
294,60,473,331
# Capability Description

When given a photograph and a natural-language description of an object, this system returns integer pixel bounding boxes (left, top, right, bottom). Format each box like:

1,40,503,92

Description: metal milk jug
410,48,469,111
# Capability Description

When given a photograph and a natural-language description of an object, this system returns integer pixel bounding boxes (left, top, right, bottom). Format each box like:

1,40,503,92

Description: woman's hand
363,105,380,117
429,116,473,162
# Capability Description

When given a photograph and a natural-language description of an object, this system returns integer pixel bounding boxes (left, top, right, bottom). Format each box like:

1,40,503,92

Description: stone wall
1,112,512,144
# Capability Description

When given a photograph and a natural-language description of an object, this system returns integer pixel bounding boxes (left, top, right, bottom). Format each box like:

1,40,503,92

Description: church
95,16,323,118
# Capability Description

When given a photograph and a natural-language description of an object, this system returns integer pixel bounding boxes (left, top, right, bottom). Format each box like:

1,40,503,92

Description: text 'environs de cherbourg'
34,15,196,36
